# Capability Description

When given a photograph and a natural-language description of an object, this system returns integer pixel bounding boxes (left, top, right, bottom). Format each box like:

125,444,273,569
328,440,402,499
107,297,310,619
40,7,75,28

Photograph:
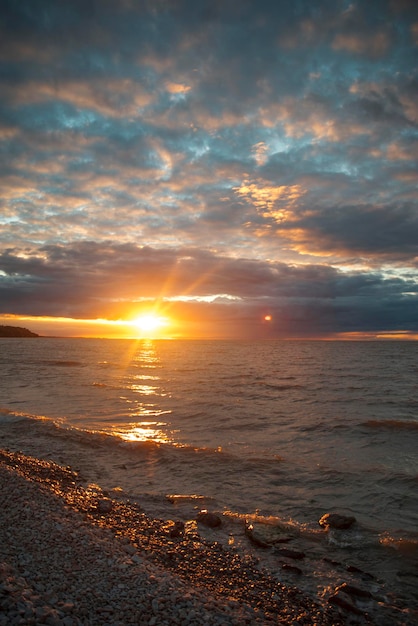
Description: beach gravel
0,450,345,625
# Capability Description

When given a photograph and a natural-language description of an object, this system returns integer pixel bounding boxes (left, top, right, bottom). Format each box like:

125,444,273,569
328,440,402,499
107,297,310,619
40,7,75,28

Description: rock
184,520,199,539
96,498,113,514
335,582,372,599
328,592,365,615
274,547,305,560
319,513,356,530
162,520,185,538
245,522,297,548
322,557,341,567
196,510,222,528
346,564,375,579
281,563,303,575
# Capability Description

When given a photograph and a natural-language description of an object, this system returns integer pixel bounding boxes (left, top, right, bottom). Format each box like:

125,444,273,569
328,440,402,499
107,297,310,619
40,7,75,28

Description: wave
361,419,418,431
262,383,304,391
0,407,226,457
36,359,84,367
380,534,418,557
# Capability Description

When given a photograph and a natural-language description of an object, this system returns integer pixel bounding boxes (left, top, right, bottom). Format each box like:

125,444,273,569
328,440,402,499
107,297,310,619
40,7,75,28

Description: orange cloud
332,31,390,57
252,141,268,166
386,142,418,161
234,180,305,223
6,78,154,117
165,82,191,95
259,99,367,142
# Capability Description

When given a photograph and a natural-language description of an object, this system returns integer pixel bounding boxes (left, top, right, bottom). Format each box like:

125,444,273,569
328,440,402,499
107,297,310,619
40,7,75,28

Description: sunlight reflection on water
114,421,171,443
130,384,158,395
123,341,170,425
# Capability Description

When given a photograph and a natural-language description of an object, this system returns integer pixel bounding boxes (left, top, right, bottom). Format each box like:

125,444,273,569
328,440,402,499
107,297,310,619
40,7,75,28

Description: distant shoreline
0,325,39,338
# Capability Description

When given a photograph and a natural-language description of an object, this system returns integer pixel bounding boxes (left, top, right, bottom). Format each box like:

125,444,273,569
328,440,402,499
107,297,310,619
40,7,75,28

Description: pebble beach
0,449,349,626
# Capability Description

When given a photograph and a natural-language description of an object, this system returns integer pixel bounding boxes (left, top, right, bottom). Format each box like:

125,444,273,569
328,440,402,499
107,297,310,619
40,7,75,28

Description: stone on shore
318,513,356,530
274,547,305,560
281,563,303,575
95,498,113,514
335,582,372,599
328,591,366,616
162,520,185,538
196,510,222,528
245,521,298,548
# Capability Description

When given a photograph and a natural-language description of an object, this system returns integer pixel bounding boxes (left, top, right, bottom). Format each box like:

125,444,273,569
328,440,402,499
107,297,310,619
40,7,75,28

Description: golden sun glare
132,314,168,337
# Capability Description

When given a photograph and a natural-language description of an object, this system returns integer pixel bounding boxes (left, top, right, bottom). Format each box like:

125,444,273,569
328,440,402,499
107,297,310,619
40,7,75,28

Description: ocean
1,338,417,622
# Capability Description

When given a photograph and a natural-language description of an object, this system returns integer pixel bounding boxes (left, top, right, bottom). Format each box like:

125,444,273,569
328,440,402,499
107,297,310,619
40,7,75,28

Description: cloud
4,79,155,118
1,242,417,337
1,0,418,336
282,203,418,261
234,180,305,223
332,32,391,58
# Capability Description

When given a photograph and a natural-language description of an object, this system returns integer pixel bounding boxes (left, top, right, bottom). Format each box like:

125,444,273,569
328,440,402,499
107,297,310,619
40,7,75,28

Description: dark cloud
1,243,417,336
260,202,418,261
0,0,417,336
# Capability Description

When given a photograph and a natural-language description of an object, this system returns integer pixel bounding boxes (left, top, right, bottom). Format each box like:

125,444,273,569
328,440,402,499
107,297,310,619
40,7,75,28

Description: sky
1,0,418,339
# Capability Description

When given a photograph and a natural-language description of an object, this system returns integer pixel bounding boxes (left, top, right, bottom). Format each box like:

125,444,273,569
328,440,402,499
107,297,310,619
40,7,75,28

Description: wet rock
319,513,356,530
184,520,199,539
273,547,305,560
245,522,297,548
163,520,185,538
281,563,303,575
322,557,341,567
346,564,375,579
96,498,113,514
196,510,222,528
335,582,372,599
328,591,365,615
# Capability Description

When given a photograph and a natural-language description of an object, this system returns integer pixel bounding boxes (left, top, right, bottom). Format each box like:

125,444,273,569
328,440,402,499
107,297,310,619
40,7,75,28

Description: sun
131,314,168,337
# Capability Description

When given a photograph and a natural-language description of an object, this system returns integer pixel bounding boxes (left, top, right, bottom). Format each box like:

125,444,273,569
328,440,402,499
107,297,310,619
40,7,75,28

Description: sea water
1,338,417,620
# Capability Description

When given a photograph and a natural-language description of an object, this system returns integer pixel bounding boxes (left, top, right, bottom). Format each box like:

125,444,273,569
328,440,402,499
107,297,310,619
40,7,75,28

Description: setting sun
131,314,169,337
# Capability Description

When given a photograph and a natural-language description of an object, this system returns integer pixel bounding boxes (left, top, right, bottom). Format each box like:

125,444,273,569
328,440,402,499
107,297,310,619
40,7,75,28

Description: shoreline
0,449,346,625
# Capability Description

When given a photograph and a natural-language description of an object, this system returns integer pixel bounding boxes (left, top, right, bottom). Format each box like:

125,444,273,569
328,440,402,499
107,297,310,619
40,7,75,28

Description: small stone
335,582,372,599
196,510,222,528
319,513,356,530
245,521,297,547
184,520,199,539
162,520,184,538
328,591,365,615
274,547,305,560
96,498,113,514
346,564,375,580
281,563,303,575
